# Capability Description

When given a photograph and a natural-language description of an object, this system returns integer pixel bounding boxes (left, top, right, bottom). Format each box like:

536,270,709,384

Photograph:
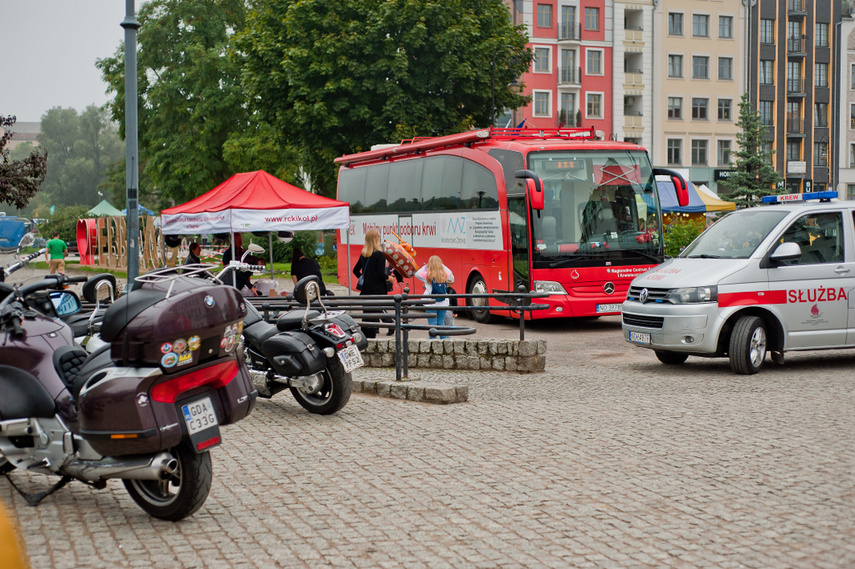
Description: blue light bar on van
761,191,838,204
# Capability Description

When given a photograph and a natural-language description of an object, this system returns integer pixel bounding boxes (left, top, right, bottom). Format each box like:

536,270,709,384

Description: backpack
430,280,447,296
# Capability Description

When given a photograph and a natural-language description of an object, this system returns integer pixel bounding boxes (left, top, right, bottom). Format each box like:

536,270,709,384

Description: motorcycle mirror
49,291,82,317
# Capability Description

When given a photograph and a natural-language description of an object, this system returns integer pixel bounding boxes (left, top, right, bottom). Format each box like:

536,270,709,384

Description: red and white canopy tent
161,170,354,289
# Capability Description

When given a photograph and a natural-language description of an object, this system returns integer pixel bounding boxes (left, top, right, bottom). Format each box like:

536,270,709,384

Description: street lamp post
122,0,141,287
491,51,525,128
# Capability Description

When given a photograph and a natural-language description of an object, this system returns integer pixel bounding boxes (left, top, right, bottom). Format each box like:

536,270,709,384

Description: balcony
558,66,581,86
625,29,643,43
786,119,804,134
788,37,806,55
625,70,643,87
624,113,643,129
788,0,806,15
787,78,805,94
559,22,581,42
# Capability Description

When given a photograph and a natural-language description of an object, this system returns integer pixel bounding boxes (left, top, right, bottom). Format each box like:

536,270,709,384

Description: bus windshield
526,150,661,268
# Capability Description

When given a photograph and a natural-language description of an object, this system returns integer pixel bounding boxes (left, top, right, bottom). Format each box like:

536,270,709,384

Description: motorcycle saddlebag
261,331,326,377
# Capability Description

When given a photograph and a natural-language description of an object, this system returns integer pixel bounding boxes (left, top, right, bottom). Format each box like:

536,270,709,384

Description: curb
353,378,468,404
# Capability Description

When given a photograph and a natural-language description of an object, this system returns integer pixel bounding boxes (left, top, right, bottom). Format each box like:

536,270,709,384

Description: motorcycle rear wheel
122,442,212,521
290,356,352,415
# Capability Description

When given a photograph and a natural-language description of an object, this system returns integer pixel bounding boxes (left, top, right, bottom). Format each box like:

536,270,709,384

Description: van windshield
681,209,789,259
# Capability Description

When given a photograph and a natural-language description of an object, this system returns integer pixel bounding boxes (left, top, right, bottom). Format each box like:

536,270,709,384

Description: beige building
0,121,40,151
652,0,747,193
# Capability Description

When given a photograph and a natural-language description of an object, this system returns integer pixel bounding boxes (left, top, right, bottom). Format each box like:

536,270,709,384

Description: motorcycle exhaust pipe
63,452,176,482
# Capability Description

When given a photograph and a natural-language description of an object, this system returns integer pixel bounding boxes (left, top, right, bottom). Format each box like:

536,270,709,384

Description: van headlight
666,286,718,304
533,281,568,294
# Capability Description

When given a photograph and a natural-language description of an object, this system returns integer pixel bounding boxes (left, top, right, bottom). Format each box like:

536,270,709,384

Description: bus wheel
468,275,494,324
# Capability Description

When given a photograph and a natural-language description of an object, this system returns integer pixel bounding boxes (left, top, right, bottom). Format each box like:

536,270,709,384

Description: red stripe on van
719,290,787,307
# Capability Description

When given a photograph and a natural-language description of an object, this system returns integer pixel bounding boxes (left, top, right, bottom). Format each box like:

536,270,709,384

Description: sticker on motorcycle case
188,336,201,351
161,352,179,368
177,352,193,366
173,339,187,354
160,342,173,354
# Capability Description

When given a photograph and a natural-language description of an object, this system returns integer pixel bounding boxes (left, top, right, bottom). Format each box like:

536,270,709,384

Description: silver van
621,192,854,374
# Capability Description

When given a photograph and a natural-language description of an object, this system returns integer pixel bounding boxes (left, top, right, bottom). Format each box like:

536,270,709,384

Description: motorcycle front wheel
122,442,212,521
290,356,352,415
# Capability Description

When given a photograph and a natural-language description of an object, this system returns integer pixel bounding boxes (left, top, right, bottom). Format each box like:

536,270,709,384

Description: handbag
446,285,458,307
355,255,370,291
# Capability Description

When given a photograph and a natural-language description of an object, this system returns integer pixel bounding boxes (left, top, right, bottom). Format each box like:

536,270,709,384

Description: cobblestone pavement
2,269,854,567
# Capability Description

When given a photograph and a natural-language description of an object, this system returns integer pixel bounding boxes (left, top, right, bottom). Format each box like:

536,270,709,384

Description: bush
41,205,90,242
664,217,706,257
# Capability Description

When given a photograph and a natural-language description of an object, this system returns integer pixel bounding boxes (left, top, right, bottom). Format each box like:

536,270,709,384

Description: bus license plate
629,331,651,344
338,345,364,373
181,396,218,436
596,303,623,314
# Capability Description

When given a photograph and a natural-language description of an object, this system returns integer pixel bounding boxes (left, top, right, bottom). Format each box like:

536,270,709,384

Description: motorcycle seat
0,365,56,419
243,320,279,347
53,344,113,399
276,310,320,332
66,309,105,338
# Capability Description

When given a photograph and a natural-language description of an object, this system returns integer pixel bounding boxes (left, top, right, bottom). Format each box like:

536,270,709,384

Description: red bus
335,128,686,321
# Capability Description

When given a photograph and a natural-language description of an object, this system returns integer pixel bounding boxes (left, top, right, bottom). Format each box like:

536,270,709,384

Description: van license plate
629,331,651,344
597,303,623,314
181,396,218,436
338,344,364,373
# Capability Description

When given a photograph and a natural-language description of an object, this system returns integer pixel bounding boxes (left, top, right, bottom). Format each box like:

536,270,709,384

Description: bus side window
461,161,498,209
338,167,367,213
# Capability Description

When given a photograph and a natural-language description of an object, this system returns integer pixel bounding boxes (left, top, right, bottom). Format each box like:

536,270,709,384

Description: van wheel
468,275,494,324
655,350,688,365
729,316,767,375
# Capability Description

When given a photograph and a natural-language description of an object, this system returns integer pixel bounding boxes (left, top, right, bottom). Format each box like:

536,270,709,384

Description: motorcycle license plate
338,344,364,373
181,396,219,436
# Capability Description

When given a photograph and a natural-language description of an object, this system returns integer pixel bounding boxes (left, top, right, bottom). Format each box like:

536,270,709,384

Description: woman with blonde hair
415,255,455,339
353,229,395,338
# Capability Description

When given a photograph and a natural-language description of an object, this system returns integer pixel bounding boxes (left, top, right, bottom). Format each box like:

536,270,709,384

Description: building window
815,103,828,127
787,141,800,161
537,4,552,28
561,6,577,39
851,64,855,90
692,56,709,79
586,93,603,118
851,103,855,129
668,55,683,78
848,183,855,199
787,61,802,92
759,100,773,125
692,97,709,120
534,47,550,73
586,49,602,75
560,93,576,124
719,16,733,39
814,143,828,167
815,63,828,88
760,19,774,44
691,140,708,165
718,99,732,121
718,57,733,80
761,142,773,157
850,146,855,168
718,140,731,165
816,23,828,47
667,139,682,165
668,97,683,119
692,14,709,37
669,13,683,36
584,7,600,31
760,60,774,84
533,91,551,117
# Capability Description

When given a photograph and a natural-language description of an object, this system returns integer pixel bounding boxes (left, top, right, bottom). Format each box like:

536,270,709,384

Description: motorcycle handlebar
2,248,47,277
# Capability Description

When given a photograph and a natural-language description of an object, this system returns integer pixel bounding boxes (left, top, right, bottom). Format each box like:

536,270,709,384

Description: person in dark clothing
352,229,394,338
222,233,261,296
185,242,202,265
291,247,327,295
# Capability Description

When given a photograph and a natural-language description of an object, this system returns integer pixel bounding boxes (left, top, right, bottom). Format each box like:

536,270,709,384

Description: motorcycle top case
77,353,256,457
99,277,248,370
261,330,326,377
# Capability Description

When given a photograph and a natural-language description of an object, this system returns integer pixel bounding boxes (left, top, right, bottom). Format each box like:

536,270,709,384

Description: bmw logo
639,288,649,303
204,295,215,308
603,282,615,295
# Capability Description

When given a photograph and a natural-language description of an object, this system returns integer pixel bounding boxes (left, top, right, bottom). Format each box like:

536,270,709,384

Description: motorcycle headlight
533,281,568,294
666,286,718,304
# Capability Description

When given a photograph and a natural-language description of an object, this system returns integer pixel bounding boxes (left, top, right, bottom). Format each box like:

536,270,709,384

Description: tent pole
346,229,351,295
269,232,274,280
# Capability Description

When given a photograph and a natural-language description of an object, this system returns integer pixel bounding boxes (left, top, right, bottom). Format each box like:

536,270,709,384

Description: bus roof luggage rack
489,126,598,140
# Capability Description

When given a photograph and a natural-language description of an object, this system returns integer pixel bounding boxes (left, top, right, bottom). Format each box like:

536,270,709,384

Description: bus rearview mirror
515,169,544,211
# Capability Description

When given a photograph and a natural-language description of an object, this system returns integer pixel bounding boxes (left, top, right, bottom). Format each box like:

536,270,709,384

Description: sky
0,0,131,123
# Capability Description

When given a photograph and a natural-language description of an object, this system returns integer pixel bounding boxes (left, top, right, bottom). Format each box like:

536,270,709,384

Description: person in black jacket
352,229,393,338
291,247,327,295
222,233,261,296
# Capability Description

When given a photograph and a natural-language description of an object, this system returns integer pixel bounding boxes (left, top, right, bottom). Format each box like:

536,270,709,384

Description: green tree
235,0,531,197
663,217,706,258
0,116,47,210
37,106,123,207
98,0,275,205
41,205,90,242
717,93,781,207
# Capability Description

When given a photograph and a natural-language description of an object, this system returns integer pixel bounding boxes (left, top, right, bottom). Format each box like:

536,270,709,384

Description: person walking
45,232,68,275
415,255,454,339
352,229,394,338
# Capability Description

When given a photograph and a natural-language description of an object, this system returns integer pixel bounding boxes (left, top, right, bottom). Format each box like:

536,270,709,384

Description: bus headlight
666,286,718,304
533,281,568,295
